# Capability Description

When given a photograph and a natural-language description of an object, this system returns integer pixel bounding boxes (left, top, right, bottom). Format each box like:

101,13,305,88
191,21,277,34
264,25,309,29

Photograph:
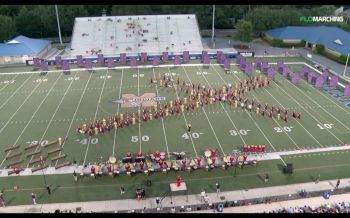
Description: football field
0,58,350,205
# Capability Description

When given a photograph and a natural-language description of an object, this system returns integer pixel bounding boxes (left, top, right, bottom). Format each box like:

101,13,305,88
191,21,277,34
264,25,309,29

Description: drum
223,156,228,163
155,157,160,161
166,161,172,168
109,156,116,164
160,155,165,160
160,152,166,156
190,159,196,167
204,150,211,158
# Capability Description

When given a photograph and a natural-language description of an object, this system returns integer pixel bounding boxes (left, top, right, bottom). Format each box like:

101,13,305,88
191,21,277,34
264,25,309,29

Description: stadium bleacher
69,14,203,57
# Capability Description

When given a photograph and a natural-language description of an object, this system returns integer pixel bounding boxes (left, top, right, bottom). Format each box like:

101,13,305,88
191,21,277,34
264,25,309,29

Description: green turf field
0,58,349,205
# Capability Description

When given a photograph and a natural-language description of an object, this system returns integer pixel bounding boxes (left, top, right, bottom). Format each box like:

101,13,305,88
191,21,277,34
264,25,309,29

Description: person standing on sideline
216,182,221,195
200,190,206,202
120,186,125,195
265,173,269,183
315,174,320,184
0,191,5,207
73,171,78,182
31,192,37,205
156,197,160,208
335,179,340,189
46,185,51,195
187,123,191,132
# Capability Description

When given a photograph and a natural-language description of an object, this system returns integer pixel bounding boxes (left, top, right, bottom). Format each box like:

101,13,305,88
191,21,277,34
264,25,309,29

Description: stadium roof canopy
0,35,50,56
265,26,350,55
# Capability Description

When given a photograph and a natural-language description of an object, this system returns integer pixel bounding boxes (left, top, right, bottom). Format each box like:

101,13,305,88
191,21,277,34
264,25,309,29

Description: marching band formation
75,73,302,137
73,73,304,177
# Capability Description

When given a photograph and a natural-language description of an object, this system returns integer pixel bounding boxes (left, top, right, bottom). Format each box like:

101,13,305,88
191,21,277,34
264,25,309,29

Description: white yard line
0,74,20,93
0,73,51,136
181,67,225,156
82,70,110,166
231,73,300,149
0,63,228,75
137,68,142,153
262,85,323,148
112,69,124,156
0,74,34,111
211,65,280,155
152,68,170,160
0,73,63,168
167,67,198,157
27,71,80,167
193,66,246,147
286,62,350,116
291,79,350,132
55,72,94,167
272,77,345,144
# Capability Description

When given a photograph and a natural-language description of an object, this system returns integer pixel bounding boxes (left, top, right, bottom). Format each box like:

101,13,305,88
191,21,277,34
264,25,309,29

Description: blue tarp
266,26,350,55
0,35,50,56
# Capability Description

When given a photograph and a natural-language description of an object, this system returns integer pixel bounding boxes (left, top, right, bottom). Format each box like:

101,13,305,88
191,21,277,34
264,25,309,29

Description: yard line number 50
131,135,149,142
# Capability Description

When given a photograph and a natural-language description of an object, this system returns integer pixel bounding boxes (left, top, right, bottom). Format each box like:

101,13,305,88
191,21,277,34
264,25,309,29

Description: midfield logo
112,93,166,108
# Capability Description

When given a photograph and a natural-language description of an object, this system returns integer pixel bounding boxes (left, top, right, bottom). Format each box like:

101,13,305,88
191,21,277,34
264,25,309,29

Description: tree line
0,5,348,42
234,5,350,42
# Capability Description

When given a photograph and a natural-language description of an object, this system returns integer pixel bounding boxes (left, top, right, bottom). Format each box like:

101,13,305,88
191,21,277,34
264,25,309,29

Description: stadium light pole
343,53,349,77
211,4,215,49
55,5,63,46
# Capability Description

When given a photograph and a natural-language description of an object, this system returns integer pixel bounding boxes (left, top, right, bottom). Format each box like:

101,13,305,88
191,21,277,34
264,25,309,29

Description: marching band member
197,157,202,167
140,161,145,170
159,159,164,168
277,106,282,114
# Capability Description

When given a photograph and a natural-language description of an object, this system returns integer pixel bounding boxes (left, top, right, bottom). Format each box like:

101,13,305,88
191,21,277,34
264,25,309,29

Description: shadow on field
310,175,315,182
276,164,284,172
257,174,264,183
